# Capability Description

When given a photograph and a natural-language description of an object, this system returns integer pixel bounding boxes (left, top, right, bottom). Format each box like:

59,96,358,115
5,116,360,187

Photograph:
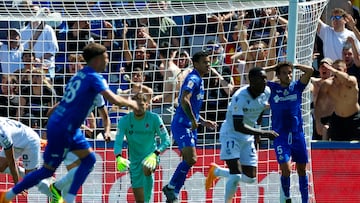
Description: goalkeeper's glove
142,151,159,170
116,156,130,172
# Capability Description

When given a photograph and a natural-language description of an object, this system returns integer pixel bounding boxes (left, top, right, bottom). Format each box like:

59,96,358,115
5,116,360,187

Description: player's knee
81,152,96,170
241,174,257,184
184,157,197,166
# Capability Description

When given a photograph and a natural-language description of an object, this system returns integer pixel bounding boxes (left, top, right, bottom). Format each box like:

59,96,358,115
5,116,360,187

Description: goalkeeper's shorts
129,158,159,188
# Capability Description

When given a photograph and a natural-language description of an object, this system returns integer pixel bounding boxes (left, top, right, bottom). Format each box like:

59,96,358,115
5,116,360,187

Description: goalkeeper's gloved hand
142,152,158,170
116,156,130,172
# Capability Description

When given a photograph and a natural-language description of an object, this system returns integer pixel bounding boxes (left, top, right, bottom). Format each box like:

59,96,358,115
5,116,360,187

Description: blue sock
299,175,308,203
68,152,96,195
281,175,290,198
12,167,53,194
169,161,191,194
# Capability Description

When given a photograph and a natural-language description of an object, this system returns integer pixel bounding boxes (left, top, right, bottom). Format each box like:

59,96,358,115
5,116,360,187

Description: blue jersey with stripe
50,66,109,132
172,69,204,128
267,80,306,137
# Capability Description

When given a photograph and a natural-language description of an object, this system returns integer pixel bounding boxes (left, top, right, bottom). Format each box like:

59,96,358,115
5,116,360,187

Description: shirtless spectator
343,37,360,103
227,9,278,83
152,42,181,127
315,60,360,141
317,8,360,61
310,58,332,140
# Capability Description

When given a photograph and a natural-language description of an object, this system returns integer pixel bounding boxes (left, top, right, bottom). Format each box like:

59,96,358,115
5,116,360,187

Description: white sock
37,179,52,196
214,167,230,178
64,193,76,203
54,166,78,196
4,166,26,177
225,174,241,202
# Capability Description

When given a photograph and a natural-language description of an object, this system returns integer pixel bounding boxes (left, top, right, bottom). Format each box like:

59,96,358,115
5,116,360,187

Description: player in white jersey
205,67,278,203
0,117,52,196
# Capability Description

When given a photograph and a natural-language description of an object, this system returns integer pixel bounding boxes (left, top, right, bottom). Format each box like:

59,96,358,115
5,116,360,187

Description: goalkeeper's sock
144,175,154,203
214,167,230,177
225,174,241,202
169,160,191,194
299,175,308,203
55,166,78,196
68,152,96,195
281,175,291,198
12,166,53,195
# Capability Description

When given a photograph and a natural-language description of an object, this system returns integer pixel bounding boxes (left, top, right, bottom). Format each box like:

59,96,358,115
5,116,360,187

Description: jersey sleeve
0,127,13,150
229,93,245,116
153,114,170,153
91,74,110,94
114,116,126,156
182,75,200,94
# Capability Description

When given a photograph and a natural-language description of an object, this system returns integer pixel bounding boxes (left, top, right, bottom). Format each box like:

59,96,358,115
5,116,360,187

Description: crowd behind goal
0,1,359,146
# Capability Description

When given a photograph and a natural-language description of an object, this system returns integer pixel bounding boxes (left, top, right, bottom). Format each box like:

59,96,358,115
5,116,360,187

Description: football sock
214,167,229,177
281,175,291,198
55,166,78,196
225,174,241,202
169,160,191,194
68,152,96,196
144,175,154,203
299,175,309,203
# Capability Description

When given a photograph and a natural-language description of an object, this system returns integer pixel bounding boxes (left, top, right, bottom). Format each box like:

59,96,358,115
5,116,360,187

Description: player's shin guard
68,152,96,196
299,175,308,203
144,175,154,203
281,175,290,198
170,160,191,194
36,179,52,196
12,167,53,195
225,174,241,202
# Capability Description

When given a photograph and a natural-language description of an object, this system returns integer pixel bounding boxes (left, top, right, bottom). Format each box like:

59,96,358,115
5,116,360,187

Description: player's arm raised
294,64,314,85
101,89,139,110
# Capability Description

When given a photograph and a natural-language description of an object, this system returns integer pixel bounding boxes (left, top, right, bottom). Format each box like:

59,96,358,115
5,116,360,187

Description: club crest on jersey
186,80,194,89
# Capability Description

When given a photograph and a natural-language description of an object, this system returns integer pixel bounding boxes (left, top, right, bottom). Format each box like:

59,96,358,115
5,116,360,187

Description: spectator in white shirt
0,29,24,74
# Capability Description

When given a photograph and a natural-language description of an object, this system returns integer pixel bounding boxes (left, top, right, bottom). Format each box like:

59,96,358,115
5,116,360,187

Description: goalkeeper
114,92,170,203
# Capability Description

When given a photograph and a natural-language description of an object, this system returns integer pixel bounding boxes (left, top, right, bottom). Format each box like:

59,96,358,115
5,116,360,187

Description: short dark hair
82,43,107,63
248,67,265,80
275,61,293,75
132,92,148,103
192,51,209,63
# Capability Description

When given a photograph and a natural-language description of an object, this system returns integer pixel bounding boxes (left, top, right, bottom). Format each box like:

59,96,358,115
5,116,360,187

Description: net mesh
0,0,328,202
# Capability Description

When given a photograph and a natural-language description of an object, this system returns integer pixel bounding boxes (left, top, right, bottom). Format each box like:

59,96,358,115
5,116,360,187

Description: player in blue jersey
162,51,217,203
114,92,170,203
204,67,278,203
0,43,138,203
265,62,313,203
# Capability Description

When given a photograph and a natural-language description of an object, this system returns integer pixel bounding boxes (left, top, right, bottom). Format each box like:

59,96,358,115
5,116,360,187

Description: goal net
0,0,328,202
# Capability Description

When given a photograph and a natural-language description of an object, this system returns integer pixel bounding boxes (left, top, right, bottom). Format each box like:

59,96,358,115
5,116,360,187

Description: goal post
0,0,328,202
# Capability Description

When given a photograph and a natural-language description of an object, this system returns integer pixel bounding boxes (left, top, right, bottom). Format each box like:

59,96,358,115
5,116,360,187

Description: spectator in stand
117,67,153,103
20,69,57,131
317,8,360,61
145,1,181,47
173,50,192,70
122,23,160,92
14,50,37,87
315,59,360,141
53,54,86,96
0,29,24,74
310,58,333,140
343,37,360,104
20,7,59,74
151,42,181,127
0,74,24,120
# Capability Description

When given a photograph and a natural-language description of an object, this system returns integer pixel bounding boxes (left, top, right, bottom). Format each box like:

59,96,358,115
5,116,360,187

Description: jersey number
63,80,81,103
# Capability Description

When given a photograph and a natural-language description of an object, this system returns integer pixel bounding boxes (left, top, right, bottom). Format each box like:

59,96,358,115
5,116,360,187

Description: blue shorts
273,132,308,164
171,124,197,150
43,120,90,169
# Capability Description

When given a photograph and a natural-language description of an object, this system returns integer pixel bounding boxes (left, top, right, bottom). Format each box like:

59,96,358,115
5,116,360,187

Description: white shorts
0,140,40,170
63,151,78,166
219,135,258,167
